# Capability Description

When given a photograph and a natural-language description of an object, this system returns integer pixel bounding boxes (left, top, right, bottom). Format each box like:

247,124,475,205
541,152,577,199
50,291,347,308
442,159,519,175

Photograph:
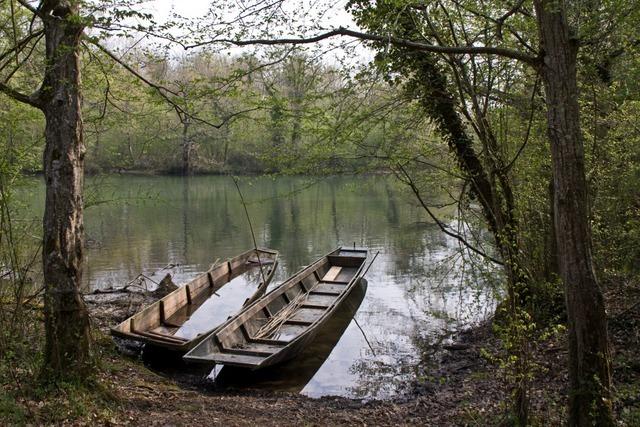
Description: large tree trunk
40,0,91,378
534,1,613,425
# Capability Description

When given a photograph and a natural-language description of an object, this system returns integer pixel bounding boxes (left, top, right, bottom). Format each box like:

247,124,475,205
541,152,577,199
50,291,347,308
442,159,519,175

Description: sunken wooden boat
110,248,279,352
211,278,368,392
183,247,368,369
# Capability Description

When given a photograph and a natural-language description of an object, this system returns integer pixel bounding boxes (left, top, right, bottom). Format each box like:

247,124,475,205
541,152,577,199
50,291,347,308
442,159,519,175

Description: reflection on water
174,270,262,340
22,175,497,399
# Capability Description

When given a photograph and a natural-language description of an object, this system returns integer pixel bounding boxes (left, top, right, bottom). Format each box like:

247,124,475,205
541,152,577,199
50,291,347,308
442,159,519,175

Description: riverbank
93,282,640,426
2,282,639,426
3,320,504,426
22,166,390,177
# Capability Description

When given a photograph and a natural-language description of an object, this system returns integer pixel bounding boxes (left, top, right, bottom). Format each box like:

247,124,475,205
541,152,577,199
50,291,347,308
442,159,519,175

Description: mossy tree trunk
0,0,92,379
40,0,91,379
534,1,613,424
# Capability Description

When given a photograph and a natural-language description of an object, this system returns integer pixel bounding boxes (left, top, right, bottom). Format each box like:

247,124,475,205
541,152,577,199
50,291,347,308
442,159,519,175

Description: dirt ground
84,290,508,426
16,283,636,426
96,328,503,426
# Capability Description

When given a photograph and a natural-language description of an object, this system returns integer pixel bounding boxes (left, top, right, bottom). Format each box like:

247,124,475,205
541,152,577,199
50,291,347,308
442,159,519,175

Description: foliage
589,97,640,279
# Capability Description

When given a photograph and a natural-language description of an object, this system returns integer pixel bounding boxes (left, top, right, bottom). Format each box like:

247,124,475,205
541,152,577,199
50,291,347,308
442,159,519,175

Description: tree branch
0,29,44,68
395,163,504,265
496,0,526,39
87,40,262,130
1,33,44,83
90,41,180,97
16,0,39,14
503,73,541,173
0,82,41,108
188,27,539,66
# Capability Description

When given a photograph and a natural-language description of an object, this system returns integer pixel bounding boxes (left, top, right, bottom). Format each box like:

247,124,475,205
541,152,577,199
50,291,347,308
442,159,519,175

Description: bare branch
503,73,541,173
395,163,504,265
189,27,539,65
1,33,44,83
87,40,263,130
90,41,180,97
0,29,43,68
496,0,526,39
0,82,41,108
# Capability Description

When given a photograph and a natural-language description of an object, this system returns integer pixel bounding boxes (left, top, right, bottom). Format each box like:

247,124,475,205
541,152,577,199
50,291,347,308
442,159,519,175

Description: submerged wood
110,248,279,352
183,247,368,369
212,279,368,393
151,274,178,299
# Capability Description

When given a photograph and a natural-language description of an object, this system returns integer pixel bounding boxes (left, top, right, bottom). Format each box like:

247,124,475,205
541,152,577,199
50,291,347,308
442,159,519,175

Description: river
24,174,497,399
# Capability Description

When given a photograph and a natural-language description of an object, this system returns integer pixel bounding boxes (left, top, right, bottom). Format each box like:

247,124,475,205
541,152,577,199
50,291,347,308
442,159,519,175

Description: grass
0,312,123,425
0,392,26,425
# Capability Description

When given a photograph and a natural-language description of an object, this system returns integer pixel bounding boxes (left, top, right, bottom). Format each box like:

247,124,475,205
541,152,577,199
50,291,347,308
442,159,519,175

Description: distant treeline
1,48,398,176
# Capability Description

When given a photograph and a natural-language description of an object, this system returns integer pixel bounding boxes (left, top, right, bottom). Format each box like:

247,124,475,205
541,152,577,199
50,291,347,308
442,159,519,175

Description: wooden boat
110,248,279,352
183,247,368,369
211,278,368,392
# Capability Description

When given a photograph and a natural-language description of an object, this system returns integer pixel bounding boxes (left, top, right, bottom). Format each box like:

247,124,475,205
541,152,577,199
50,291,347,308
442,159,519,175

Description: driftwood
151,274,178,299
87,271,163,295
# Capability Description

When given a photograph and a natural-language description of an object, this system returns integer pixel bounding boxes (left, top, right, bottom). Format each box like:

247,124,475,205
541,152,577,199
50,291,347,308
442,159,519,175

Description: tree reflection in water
22,175,499,398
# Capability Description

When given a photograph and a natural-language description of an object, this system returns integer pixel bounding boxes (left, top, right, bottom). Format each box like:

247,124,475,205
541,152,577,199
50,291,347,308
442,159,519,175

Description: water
23,175,497,399
173,270,262,341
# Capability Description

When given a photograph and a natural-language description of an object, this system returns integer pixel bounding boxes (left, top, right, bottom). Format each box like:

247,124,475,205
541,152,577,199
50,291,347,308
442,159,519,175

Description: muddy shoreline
86,289,507,425
87,287,488,394
83,283,640,426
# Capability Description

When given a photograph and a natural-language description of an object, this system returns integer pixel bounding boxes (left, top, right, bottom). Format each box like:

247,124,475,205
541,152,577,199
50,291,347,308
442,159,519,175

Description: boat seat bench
225,342,284,356
306,293,337,306
283,319,313,326
198,352,265,366
322,266,342,281
312,282,346,295
249,337,289,346
302,303,330,309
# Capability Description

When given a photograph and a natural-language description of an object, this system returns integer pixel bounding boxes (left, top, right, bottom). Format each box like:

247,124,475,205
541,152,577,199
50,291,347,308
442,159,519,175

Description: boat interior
186,249,367,366
111,248,278,349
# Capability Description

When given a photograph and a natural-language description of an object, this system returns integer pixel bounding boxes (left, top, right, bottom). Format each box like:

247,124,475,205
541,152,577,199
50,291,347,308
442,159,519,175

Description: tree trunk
534,1,613,424
182,117,191,175
40,0,91,379
222,123,230,166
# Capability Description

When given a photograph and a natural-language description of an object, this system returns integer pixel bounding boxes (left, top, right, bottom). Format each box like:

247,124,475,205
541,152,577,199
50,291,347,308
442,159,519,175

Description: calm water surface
25,175,497,399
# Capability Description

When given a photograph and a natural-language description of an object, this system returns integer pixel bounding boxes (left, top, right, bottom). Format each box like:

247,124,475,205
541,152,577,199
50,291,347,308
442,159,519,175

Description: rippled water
24,175,497,399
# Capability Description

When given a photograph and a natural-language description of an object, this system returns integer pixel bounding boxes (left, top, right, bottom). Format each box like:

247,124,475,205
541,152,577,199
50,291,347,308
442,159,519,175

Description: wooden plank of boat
305,293,337,307
226,342,285,356
183,247,368,369
323,266,342,281
188,352,266,366
110,248,279,352
312,283,346,294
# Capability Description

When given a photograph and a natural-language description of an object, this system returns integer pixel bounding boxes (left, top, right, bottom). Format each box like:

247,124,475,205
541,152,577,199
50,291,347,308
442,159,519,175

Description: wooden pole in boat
349,251,379,356
231,176,267,288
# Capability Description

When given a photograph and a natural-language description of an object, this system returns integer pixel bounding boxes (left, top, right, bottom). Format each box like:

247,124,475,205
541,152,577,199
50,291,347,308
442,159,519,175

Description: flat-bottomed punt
183,247,368,369
111,248,279,352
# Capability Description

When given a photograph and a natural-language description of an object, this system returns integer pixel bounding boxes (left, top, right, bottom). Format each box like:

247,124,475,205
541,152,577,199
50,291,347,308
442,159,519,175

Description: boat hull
184,247,369,369
110,248,279,352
